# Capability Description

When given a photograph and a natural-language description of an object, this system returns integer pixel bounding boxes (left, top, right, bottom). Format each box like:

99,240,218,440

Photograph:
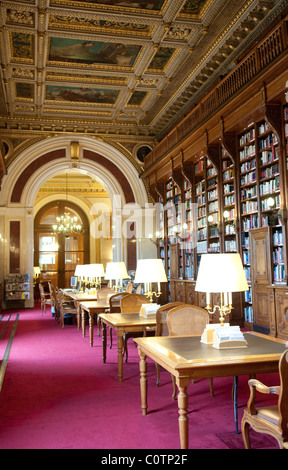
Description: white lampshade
105,262,130,281
33,266,41,276
195,253,248,293
74,264,85,277
87,264,104,279
134,259,167,283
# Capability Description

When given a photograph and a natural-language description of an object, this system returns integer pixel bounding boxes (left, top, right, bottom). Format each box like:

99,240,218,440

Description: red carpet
0,308,279,450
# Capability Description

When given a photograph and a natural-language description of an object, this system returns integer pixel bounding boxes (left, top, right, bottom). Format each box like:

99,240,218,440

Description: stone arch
0,136,154,305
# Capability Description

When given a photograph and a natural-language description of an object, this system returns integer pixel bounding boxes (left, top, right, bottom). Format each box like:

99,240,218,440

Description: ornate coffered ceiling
0,0,284,146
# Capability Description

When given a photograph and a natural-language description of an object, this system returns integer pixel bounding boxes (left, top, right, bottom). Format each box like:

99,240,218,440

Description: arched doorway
0,136,153,307
34,200,89,288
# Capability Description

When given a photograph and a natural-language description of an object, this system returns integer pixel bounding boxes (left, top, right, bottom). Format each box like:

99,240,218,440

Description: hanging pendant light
52,172,83,235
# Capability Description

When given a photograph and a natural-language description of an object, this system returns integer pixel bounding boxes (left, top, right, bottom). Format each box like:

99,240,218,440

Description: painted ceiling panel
0,0,283,140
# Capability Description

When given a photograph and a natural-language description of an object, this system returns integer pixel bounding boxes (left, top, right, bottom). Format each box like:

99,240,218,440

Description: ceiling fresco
0,0,285,147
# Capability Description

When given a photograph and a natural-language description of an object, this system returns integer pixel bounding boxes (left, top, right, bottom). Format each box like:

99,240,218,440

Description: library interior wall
142,27,288,337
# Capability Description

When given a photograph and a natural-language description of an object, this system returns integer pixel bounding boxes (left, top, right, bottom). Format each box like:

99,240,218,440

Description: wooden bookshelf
143,16,288,336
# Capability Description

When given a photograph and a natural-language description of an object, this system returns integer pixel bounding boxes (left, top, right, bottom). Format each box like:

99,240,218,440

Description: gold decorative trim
150,0,257,125
50,0,169,16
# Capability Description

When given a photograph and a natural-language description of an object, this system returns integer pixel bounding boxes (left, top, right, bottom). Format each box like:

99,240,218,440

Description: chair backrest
50,283,59,307
125,282,133,293
57,290,76,312
156,302,185,336
48,281,53,296
109,292,129,313
39,283,46,299
167,304,210,336
135,284,142,294
97,287,115,302
57,290,65,310
278,349,288,440
120,293,147,314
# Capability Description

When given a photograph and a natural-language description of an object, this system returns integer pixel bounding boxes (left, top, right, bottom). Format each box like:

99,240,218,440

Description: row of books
274,264,285,282
240,157,256,173
260,162,279,179
224,222,236,233
239,129,255,146
242,200,258,214
259,133,278,149
208,242,220,252
224,240,237,252
273,246,284,263
244,306,253,323
259,177,279,195
240,170,256,185
224,194,235,206
241,186,257,200
240,144,255,160
223,168,234,181
260,148,278,165
242,214,258,231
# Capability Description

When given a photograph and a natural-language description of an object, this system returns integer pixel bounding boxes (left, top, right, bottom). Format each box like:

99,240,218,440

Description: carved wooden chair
135,284,142,294
48,282,60,322
155,302,185,386
120,293,149,361
241,348,288,449
108,292,129,349
120,293,147,314
94,287,117,334
97,287,115,302
125,282,133,293
167,304,214,399
58,290,78,328
39,282,52,316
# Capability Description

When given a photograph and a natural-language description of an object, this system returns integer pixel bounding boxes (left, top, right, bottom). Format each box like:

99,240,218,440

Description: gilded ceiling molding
0,0,285,141
51,0,169,16
148,0,279,130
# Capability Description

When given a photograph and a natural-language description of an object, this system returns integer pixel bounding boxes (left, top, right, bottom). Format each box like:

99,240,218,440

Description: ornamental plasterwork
49,15,154,36
0,0,284,141
6,9,35,26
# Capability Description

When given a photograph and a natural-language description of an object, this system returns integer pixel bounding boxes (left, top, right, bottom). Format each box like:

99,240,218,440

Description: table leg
117,328,124,382
102,321,107,363
138,348,148,416
82,308,86,338
89,312,94,347
177,378,190,450
77,304,81,330
233,376,239,434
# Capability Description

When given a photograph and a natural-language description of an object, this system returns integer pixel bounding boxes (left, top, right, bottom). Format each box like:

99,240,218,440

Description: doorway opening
34,200,90,288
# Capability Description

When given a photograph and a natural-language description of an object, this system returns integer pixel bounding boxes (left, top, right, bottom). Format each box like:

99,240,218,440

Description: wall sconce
223,210,236,233
148,231,162,245
172,223,190,242
266,197,280,226
207,214,219,226
195,253,248,328
134,258,167,303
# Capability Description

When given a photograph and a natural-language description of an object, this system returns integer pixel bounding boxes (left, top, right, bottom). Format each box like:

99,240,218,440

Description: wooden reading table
134,332,287,449
99,313,157,383
79,301,109,347
63,290,99,330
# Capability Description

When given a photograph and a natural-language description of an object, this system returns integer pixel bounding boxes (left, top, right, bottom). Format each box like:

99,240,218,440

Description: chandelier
52,172,83,235
52,212,83,235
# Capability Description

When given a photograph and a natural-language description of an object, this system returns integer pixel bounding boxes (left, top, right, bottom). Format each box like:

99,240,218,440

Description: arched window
34,201,89,288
